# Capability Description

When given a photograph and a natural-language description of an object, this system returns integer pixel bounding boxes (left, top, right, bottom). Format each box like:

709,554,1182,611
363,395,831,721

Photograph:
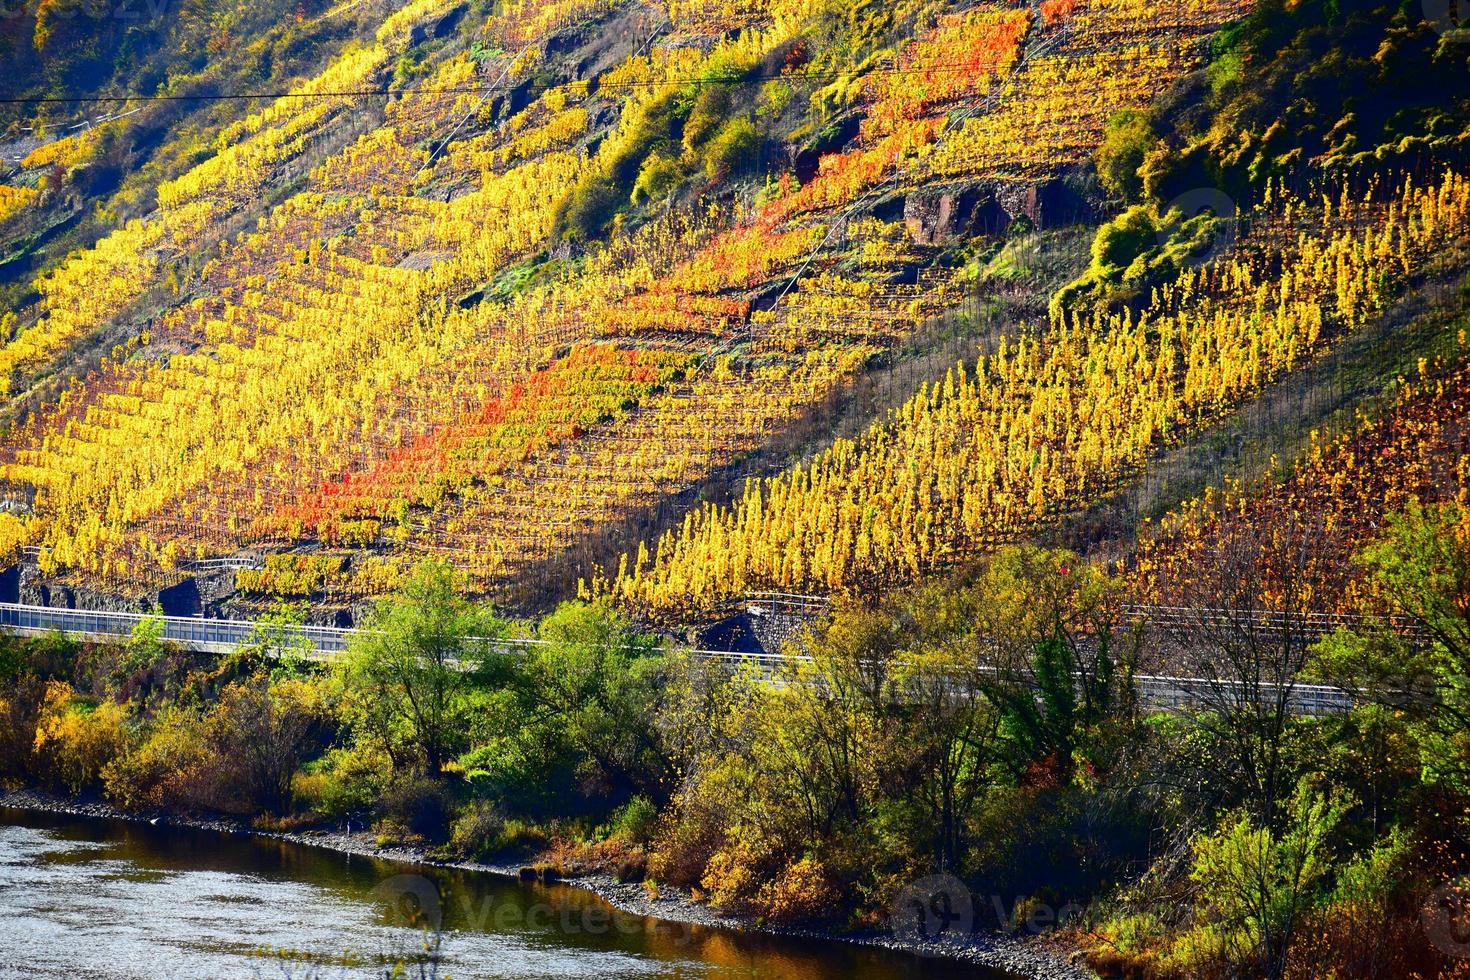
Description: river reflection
0,808,1013,979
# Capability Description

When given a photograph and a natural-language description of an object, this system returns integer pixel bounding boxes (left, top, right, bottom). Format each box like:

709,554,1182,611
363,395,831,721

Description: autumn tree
206,676,332,814
1154,518,1346,826
967,546,1139,783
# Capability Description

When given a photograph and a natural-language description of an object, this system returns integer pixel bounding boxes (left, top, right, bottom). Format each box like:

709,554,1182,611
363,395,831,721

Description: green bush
682,86,731,153
1186,782,1351,976
631,152,685,205
20,632,81,683
295,744,387,817
1050,204,1223,318
607,795,659,847
449,799,506,859
491,819,550,860
556,174,624,242
557,91,689,240
1094,111,1155,203
701,118,760,179
0,638,27,683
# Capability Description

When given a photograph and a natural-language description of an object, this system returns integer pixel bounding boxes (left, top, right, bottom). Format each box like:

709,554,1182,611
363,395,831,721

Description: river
0,808,1016,978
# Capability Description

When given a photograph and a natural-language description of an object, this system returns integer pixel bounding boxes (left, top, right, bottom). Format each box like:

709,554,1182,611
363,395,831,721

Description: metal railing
0,602,806,669
1121,604,1426,640
744,591,833,617
0,602,354,659
180,557,265,572
1129,671,1355,717
0,601,1362,714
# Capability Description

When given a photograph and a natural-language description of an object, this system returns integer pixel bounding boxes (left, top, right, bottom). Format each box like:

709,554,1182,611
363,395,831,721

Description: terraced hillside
2,0,1469,625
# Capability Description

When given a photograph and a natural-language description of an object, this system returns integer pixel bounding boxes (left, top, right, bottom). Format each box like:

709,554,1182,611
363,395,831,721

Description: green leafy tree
122,613,169,675
971,546,1138,781
1095,110,1155,202
509,601,672,801
1187,780,1352,978
341,561,506,774
891,581,1006,873
701,118,760,179
236,600,315,678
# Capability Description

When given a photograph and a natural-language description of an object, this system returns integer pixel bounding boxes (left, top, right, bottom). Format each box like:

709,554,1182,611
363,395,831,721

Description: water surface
0,808,1012,979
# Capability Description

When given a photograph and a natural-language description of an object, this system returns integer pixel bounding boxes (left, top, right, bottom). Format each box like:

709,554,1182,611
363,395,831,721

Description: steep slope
1,0,1467,625
601,0,1470,618
604,174,1470,615
1137,330,1470,616
0,0,1250,615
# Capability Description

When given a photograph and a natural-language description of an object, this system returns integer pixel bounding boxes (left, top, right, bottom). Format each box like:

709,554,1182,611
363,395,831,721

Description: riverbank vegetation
2,499,1469,977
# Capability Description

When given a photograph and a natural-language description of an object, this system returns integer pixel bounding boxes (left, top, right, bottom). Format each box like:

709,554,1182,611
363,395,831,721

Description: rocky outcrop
903,184,1011,243
993,172,1099,229
15,559,239,617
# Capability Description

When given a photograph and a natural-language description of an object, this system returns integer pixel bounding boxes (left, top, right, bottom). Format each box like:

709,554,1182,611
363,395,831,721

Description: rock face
0,137,44,165
993,173,1099,229
887,175,1076,257
13,558,241,617
19,562,76,609
748,606,816,654
18,576,153,613
903,185,1010,244
195,570,241,613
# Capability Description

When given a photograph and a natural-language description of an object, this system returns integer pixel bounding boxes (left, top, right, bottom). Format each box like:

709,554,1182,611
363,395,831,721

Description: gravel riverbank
0,788,1098,980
